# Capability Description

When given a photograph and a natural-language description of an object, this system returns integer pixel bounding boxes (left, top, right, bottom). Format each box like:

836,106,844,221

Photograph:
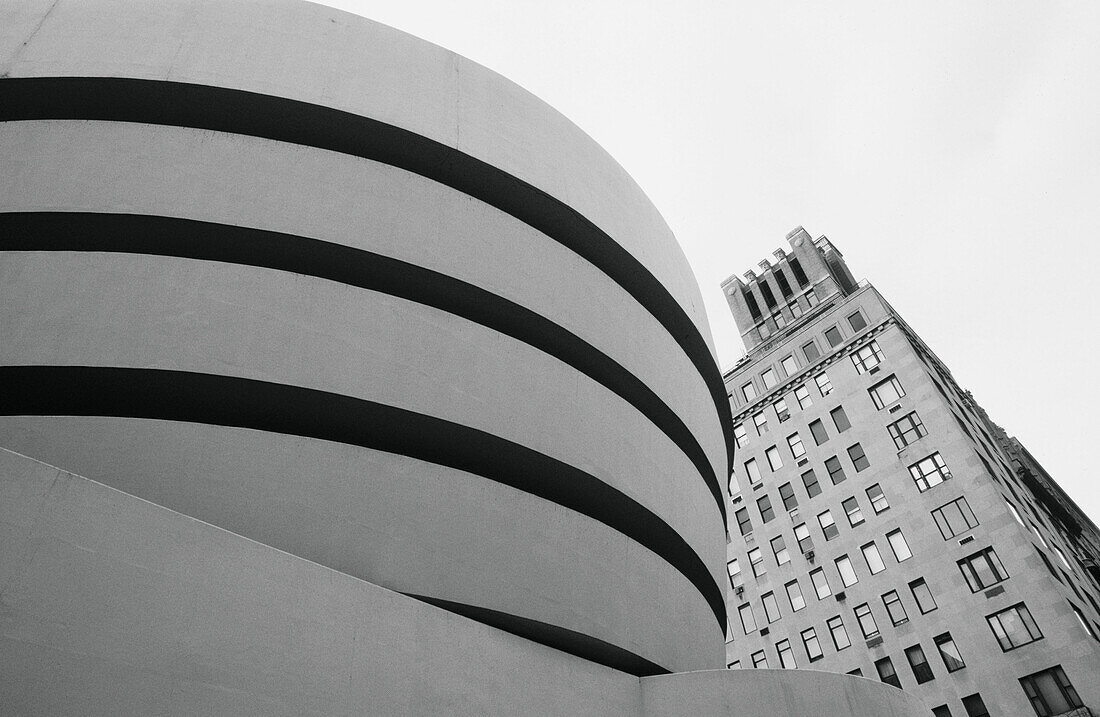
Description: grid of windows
888,411,927,449
771,535,789,565
809,419,829,446
814,372,833,396
883,590,908,625
774,397,791,422
909,453,951,492
987,603,1043,651
801,627,823,661
958,547,1008,592
869,375,905,409
1020,665,1083,717
886,529,912,562
811,567,831,599
825,456,846,485
934,632,965,673
852,341,883,374
847,443,870,472
753,412,768,435
779,482,797,511
819,510,839,541
766,446,783,471
757,495,775,523
910,578,937,614
794,384,813,409
856,603,879,638
836,555,858,587
787,432,806,459
875,656,900,687
843,497,864,527
802,469,821,498
905,644,934,684
866,484,889,513
786,579,806,612
830,406,851,433
734,423,747,449
862,542,885,574
932,496,978,539
776,638,796,669
827,615,850,650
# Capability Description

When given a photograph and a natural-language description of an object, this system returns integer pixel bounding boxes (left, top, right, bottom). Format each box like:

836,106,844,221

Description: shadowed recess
0,75,735,481
0,365,726,633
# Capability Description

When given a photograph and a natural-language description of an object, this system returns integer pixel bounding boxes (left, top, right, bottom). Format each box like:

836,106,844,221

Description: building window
825,456,846,485
848,668,863,677
810,567,832,599
734,423,747,449
905,644,934,684
776,639,796,669
961,693,990,717
762,591,781,623
736,508,752,536
1020,665,1084,717
987,602,1043,651
843,497,864,527
795,523,813,553
856,603,880,639
819,510,839,541
814,372,833,396
909,453,952,492
883,590,908,625
932,496,978,539
801,469,821,498
851,341,883,374
786,579,806,611
836,554,858,587
801,627,824,661
727,660,740,669
766,445,783,471
824,326,844,347
781,355,799,377
886,529,912,562
827,615,851,650
749,547,766,578
790,300,804,318
861,542,886,574
809,419,829,445
848,311,868,332
866,484,889,513
847,443,870,472
757,495,775,523
787,432,806,460
774,397,791,422
909,578,937,614
934,632,965,672
742,382,758,402
830,406,851,433
745,458,762,486
932,706,952,717
739,603,758,634
751,650,768,668
779,482,798,511
794,384,813,409
803,341,822,363
753,412,768,436
771,535,789,565
887,411,927,449
762,368,778,389
874,656,899,688
868,375,905,409
727,558,742,589
958,547,1008,592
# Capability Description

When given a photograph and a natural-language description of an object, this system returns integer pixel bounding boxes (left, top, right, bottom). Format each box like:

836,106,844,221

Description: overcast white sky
324,1,1100,523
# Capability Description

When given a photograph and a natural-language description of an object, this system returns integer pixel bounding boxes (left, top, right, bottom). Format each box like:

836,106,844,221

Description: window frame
781,354,799,377
905,643,935,685
856,602,880,639
757,494,775,523
803,341,822,363
843,496,864,527
762,368,778,389
771,534,789,565
814,372,832,396
875,656,900,688
887,411,927,449
830,405,851,433
794,522,813,554
933,632,965,673
739,603,758,634
932,496,978,539
801,469,821,498
886,529,912,562
825,456,846,485
794,384,813,409
733,423,748,449
735,507,752,536
987,602,1043,652
810,567,831,600
779,482,798,511
785,579,806,612
847,310,868,332
909,577,938,614
958,546,1009,593
909,453,952,492
868,375,905,410
774,397,791,422
866,483,889,513
835,554,858,587
824,325,844,348
827,615,851,651
776,638,796,669
818,510,839,541
801,627,824,662
883,590,908,626
861,541,886,574
847,442,870,472
766,445,783,471
787,432,806,460
851,341,884,374
742,382,758,402
761,591,781,624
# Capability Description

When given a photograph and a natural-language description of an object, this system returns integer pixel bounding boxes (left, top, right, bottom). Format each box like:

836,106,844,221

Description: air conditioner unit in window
759,627,770,637
835,591,846,602
803,549,815,562
735,585,744,596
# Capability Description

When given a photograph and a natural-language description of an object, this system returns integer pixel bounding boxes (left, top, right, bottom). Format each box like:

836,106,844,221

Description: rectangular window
810,567,832,599
905,644,934,684
958,547,1008,592
803,341,821,363
776,639,796,669
789,299,803,318
987,602,1043,651
814,372,833,396
742,382,757,402
801,469,821,498
825,456,846,485
827,615,851,650
932,706,952,717
851,341,884,374
809,419,829,445
856,603,879,639
848,311,868,332
818,510,839,541
934,632,965,673
866,484,889,513
786,579,806,612
787,432,806,459
779,482,798,511
736,508,752,536
909,578,938,614
774,397,791,422
753,413,769,437
751,650,768,668
869,375,905,409
757,495,775,523
886,529,912,562
847,443,870,472
739,603,757,634
932,496,978,539
875,656,900,688
762,368,778,389
749,547,765,578
744,458,762,486
830,406,851,433
771,535,789,565
762,591,781,623
794,384,813,409
1020,665,1083,717
883,589,908,625
836,554,858,587
887,411,927,449
909,453,951,492
801,627,823,661
734,423,747,449
794,523,813,553
781,355,799,377
766,445,783,471
961,694,990,717
843,497,864,527
727,558,742,589
862,542,886,574
824,326,844,347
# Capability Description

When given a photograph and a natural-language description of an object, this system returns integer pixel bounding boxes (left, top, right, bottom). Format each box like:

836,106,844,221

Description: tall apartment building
721,227,1100,717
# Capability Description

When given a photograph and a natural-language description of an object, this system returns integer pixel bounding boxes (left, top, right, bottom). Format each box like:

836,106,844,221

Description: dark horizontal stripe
0,75,735,481
0,210,724,520
0,366,726,633
407,594,669,677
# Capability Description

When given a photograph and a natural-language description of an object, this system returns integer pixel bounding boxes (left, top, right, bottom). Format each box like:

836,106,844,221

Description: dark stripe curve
0,366,726,632
0,75,735,481
0,210,724,520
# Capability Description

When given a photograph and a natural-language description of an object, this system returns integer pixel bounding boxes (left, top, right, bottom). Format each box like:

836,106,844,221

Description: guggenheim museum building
0,1,923,714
